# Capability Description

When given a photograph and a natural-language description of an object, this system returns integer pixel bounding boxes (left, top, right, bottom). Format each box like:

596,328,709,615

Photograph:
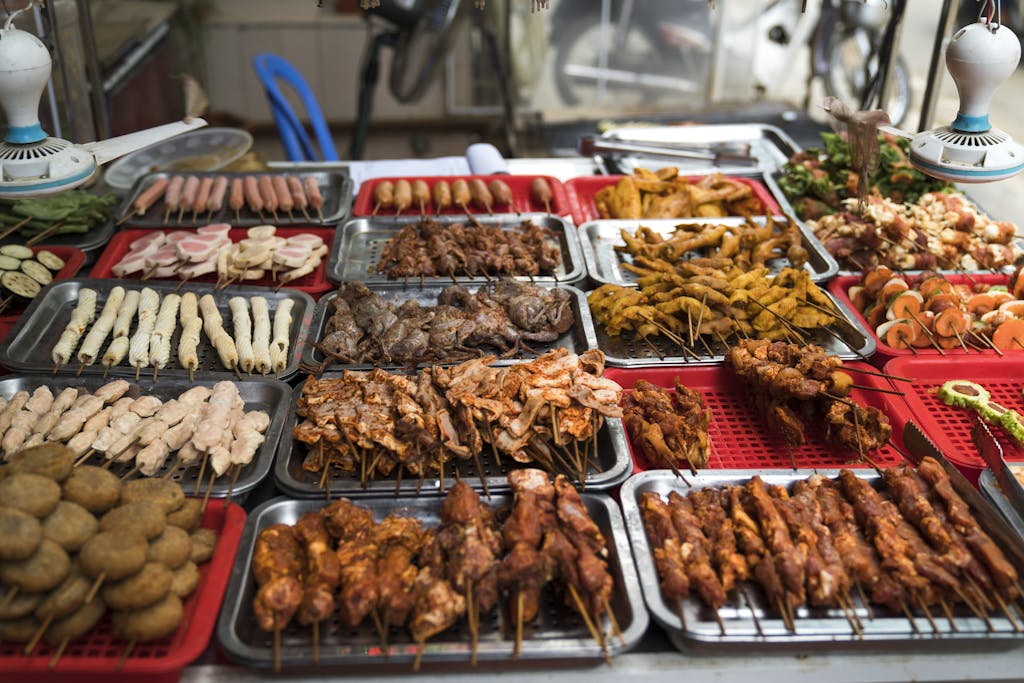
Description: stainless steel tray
0,278,314,382
275,374,632,497
598,124,801,176
979,468,1024,543
0,374,289,498
327,214,586,286
300,283,597,371
216,493,648,670
621,469,1024,653
115,171,352,228
579,216,839,286
596,290,875,367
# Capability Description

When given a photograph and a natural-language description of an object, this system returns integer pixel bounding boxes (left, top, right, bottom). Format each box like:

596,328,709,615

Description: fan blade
81,118,208,167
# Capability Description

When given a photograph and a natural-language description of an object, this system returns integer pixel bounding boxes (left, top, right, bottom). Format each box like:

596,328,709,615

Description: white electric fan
0,1,206,198
904,0,1024,183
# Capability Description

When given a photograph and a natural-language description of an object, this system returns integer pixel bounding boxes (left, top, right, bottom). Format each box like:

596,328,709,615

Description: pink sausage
286,175,308,209
229,178,245,211
193,177,215,214
133,176,169,215
207,176,229,213
303,176,323,209
179,176,201,213
272,175,293,212
258,176,278,213
164,176,186,212
243,176,264,213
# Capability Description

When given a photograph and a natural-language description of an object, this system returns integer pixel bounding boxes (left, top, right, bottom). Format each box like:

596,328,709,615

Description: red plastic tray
882,355,1024,484
0,500,246,683
351,175,572,218
828,273,1014,361
604,363,906,473
565,174,782,225
0,246,85,323
89,227,336,298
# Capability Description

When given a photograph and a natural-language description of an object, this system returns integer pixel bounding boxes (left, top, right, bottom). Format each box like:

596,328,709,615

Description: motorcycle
551,0,912,126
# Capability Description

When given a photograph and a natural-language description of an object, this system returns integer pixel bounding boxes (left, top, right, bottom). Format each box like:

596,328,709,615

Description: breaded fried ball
112,593,183,642
0,472,60,518
121,478,185,514
79,532,147,581
35,570,90,621
148,526,191,569
0,538,70,592
8,443,76,482
102,562,172,611
166,498,202,532
42,501,98,552
62,466,121,514
99,501,165,540
169,561,199,599
44,597,105,646
188,528,217,564
0,587,41,619
0,506,42,560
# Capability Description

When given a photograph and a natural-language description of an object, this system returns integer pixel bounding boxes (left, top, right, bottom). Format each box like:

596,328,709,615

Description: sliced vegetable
34,250,64,272
0,255,21,271
880,277,910,301
886,290,924,321
876,319,916,349
934,308,970,337
992,318,1024,351
19,260,51,286
937,380,991,408
978,402,1024,444
0,271,40,300
0,245,32,260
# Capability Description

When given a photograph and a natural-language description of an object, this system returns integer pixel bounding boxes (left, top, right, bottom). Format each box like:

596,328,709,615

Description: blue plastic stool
252,53,339,162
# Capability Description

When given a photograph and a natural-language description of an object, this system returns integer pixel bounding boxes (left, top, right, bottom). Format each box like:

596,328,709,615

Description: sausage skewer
178,176,200,224
412,179,430,216
304,176,324,222
530,178,553,214
469,178,493,214
488,179,514,210
392,179,412,216
244,176,265,219
258,176,279,222
433,180,452,214
163,176,186,224
372,181,394,216
120,177,168,226
192,177,215,223
206,177,229,220
272,175,294,220
452,179,472,216
286,175,311,220
229,178,245,223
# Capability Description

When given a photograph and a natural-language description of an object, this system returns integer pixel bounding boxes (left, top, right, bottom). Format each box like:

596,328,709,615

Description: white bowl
102,127,253,191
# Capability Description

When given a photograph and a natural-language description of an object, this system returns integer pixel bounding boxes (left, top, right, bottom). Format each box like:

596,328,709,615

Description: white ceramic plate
102,127,253,191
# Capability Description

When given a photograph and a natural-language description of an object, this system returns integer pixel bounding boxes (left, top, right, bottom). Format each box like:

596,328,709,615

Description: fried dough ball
44,597,105,647
166,498,202,532
169,561,199,599
188,528,217,564
0,472,60,518
148,526,191,569
102,562,173,611
35,569,90,621
0,538,70,592
112,593,183,642
62,466,121,514
79,532,147,581
42,501,98,553
0,615,39,642
8,443,76,482
0,506,42,560
120,478,185,514
0,587,41,619
99,501,165,540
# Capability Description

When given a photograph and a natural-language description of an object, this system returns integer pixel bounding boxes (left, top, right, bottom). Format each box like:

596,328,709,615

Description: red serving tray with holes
565,174,782,225
351,175,572,218
604,363,906,474
882,355,1024,484
828,273,1014,361
0,246,85,323
0,500,246,683
89,227,335,299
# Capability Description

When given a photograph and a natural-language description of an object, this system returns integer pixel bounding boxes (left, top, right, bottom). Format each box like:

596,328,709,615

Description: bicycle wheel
825,27,911,126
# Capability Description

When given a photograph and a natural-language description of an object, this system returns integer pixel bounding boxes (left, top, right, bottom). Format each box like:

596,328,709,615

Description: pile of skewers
0,381,270,500
0,445,217,667
250,470,619,671
293,349,623,490
725,340,893,464
110,225,328,290
368,177,555,215
849,266,1024,353
121,173,326,224
613,216,809,271
588,266,840,358
621,378,711,476
375,218,562,280
51,286,295,379
313,280,574,366
639,459,1022,636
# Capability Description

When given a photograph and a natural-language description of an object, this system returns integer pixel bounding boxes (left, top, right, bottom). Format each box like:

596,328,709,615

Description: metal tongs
577,136,758,167
972,418,1024,524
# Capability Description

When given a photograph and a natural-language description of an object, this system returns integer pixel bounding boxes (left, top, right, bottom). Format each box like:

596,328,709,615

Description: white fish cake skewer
77,287,125,366
268,299,294,376
52,288,98,367
229,297,255,373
